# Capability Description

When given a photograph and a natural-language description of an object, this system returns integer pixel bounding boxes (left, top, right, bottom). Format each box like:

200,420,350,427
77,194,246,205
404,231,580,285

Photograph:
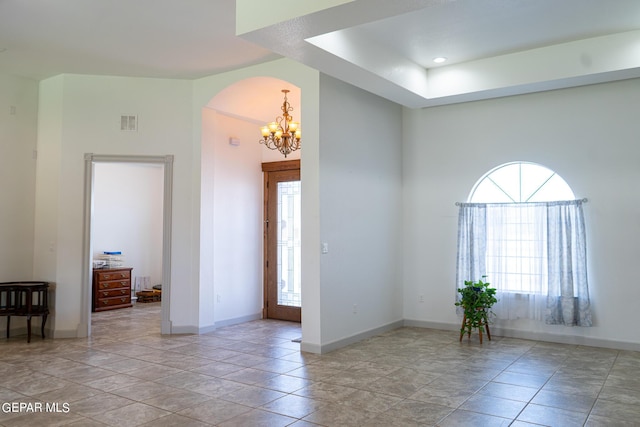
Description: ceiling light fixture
259,89,301,158
433,57,447,64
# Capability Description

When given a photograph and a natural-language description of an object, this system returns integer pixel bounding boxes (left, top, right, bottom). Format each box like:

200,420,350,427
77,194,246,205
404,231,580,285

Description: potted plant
455,276,497,343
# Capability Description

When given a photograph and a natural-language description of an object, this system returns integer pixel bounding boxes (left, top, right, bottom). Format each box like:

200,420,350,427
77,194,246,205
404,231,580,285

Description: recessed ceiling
2,0,640,108
354,0,640,69
240,0,640,107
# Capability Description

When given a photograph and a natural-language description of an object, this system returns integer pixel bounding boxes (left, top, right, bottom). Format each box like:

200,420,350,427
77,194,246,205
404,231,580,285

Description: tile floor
1,303,640,426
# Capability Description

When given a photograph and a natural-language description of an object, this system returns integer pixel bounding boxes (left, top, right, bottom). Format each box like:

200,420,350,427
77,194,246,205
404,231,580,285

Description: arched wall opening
199,76,302,330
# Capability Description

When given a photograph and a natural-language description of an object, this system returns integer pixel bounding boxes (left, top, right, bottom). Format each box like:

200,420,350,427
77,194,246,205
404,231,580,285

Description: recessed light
433,57,447,64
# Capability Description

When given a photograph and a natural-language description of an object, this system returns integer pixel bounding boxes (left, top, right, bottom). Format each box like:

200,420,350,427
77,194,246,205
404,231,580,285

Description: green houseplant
455,277,497,343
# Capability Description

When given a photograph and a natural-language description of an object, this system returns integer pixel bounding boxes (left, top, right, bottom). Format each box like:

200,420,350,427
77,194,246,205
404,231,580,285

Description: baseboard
170,325,199,334
490,325,640,352
300,342,322,353
214,312,262,328
304,319,405,354
404,319,459,331
52,328,79,339
169,312,263,335
0,326,60,340
403,318,640,352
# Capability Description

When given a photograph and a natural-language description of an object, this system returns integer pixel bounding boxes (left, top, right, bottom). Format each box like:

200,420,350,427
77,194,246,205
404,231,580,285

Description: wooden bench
0,281,49,343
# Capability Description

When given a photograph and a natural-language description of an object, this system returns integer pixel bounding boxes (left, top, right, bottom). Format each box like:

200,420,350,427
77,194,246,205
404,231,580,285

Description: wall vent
120,115,138,131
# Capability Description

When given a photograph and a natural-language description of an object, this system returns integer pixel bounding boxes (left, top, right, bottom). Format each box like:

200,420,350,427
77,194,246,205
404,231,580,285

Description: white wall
0,75,38,281
92,163,163,288
34,74,194,337
403,78,640,348
0,75,38,335
204,111,264,325
318,74,404,350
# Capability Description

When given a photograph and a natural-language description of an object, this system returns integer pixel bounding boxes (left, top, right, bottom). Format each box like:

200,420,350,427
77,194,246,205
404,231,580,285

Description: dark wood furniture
92,267,133,312
0,281,49,343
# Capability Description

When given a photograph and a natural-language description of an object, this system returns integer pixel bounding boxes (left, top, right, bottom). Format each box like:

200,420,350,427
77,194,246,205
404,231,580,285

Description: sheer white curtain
456,200,592,326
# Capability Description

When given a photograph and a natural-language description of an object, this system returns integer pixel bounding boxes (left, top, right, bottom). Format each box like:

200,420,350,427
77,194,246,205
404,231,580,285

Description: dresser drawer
97,288,130,298
97,295,131,308
92,267,133,312
97,280,130,290
96,270,130,281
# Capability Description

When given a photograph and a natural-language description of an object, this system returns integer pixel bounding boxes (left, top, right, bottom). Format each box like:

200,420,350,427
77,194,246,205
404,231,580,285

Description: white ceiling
355,0,640,69
2,0,640,108
0,0,279,80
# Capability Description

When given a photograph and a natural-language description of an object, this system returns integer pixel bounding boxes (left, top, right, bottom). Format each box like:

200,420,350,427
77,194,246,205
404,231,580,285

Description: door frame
81,154,174,336
262,159,301,321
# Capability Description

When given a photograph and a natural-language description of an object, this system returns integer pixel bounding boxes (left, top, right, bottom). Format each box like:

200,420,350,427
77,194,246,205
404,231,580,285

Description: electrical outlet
352,303,358,314
217,294,221,303
419,295,424,303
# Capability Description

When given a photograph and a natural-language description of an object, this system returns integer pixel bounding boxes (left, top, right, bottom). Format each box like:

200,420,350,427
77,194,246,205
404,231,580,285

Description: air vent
120,115,138,131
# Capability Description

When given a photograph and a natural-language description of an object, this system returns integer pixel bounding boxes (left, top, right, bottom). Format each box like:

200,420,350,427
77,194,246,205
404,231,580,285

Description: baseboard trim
404,319,459,331
52,328,78,339
303,319,405,354
215,312,262,329
403,318,640,352
170,325,198,334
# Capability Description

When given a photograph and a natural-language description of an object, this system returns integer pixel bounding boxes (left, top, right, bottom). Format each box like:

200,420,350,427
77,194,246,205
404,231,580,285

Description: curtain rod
455,198,588,206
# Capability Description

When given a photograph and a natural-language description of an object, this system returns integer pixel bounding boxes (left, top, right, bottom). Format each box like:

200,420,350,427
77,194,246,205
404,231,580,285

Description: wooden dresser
92,267,133,312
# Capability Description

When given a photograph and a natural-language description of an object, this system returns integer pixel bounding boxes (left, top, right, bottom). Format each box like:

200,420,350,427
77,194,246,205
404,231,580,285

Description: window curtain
545,201,592,326
456,200,592,326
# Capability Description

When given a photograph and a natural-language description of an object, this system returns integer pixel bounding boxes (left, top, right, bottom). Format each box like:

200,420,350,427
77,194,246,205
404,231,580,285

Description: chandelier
259,89,301,158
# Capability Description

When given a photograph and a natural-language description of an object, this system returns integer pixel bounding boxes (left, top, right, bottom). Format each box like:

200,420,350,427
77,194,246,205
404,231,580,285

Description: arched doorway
201,77,303,327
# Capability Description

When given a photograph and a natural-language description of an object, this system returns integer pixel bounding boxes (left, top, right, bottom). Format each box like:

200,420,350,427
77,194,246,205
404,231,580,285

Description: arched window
456,162,592,326
470,162,574,203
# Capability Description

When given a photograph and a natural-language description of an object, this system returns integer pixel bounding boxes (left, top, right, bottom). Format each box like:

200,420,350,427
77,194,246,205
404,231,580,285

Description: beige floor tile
93,402,170,427
4,302,640,427
459,393,527,418
138,413,212,427
530,388,596,413
72,393,136,418
517,403,588,426
260,393,326,419
439,409,512,427
177,398,252,424
590,398,640,424
260,373,313,393
219,384,286,407
142,389,213,412
379,399,453,425
302,402,376,426
218,408,296,427
221,367,279,385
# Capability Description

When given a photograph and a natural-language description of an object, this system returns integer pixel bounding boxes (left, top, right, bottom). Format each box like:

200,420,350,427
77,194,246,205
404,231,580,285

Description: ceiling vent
120,115,138,131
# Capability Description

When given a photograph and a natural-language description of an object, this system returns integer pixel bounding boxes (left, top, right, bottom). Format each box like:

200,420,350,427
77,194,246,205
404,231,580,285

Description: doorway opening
203,77,302,328
82,154,174,337
262,160,301,322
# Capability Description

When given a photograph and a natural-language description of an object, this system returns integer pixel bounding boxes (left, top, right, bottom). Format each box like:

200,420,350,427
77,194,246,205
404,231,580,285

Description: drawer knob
121,297,126,302
102,300,108,305
103,275,111,279
101,284,108,288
